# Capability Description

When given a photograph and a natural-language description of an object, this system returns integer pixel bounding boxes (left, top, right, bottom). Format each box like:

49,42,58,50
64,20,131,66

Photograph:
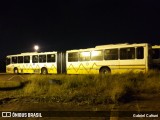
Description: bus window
32,55,38,63
68,52,78,62
6,58,10,65
91,50,103,61
18,56,23,63
12,57,17,63
120,47,135,60
136,47,144,59
47,54,55,62
39,55,46,63
79,51,90,61
104,49,118,60
24,56,30,63
152,49,159,59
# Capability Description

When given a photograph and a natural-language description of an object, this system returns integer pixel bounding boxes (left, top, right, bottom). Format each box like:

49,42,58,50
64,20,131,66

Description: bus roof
7,51,57,57
95,43,148,48
67,43,149,52
152,45,160,49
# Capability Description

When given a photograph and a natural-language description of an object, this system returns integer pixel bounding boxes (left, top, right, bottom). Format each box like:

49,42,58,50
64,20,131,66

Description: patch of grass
1,70,160,105
0,80,21,89
137,70,160,93
23,75,50,96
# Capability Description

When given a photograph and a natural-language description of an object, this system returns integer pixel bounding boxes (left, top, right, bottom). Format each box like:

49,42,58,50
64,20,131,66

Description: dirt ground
0,93,160,120
0,74,160,120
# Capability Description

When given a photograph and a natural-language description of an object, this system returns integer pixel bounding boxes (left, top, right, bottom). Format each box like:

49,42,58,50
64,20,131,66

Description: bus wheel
41,68,48,75
14,68,19,74
100,67,111,75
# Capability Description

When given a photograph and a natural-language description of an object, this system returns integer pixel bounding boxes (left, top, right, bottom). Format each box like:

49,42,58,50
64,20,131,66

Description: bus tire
41,68,48,75
14,68,19,74
99,67,111,75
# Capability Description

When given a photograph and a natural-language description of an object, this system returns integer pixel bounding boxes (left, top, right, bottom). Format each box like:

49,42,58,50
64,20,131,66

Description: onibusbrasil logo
2,112,42,118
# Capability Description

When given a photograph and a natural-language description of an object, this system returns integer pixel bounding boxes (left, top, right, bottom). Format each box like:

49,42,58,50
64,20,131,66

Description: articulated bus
6,43,152,74
152,45,160,68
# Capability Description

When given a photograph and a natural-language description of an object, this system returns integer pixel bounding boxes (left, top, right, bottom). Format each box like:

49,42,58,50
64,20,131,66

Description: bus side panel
119,59,146,73
66,57,120,74
66,61,98,74
46,63,57,74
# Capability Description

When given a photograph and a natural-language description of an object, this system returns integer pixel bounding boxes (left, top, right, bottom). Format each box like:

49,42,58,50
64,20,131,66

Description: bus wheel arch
14,67,19,74
41,67,48,75
99,66,111,75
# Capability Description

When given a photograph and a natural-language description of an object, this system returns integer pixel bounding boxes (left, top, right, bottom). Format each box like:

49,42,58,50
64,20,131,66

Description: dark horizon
0,0,160,60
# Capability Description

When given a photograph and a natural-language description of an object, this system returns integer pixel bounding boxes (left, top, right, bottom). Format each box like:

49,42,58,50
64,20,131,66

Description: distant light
81,52,90,56
91,51,101,56
34,45,39,52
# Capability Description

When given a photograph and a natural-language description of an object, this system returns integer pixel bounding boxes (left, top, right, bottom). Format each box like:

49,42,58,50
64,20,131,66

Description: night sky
0,0,160,59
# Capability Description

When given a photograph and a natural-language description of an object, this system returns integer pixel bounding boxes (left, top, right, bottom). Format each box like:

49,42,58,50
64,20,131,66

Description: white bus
6,52,59,74
152,45,160,68
6,43,152,75
66,43,152,74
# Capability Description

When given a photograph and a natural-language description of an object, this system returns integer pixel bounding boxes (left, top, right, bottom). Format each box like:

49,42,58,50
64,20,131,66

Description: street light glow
34,45,39,52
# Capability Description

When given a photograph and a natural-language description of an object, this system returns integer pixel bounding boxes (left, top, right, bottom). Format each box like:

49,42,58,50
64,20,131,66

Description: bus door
32,55,39,73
